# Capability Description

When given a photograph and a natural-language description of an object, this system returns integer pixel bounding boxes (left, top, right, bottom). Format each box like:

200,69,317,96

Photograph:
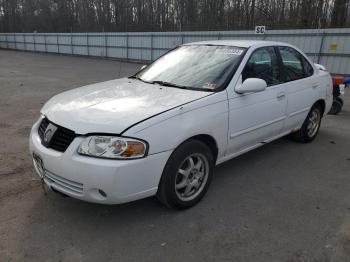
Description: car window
242,47,281,86
278,46,306,81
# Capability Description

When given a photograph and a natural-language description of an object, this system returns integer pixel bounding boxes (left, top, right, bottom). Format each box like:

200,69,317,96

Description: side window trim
301,55,315,77
274,46,285,83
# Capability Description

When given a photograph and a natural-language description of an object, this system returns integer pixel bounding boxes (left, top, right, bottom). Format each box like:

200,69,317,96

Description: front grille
44,170,84,195
38,118,76,152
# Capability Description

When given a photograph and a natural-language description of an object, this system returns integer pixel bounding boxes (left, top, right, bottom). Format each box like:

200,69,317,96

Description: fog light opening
98,189,107,198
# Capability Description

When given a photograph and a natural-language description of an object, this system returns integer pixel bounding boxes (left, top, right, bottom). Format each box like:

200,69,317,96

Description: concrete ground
0,50,350,262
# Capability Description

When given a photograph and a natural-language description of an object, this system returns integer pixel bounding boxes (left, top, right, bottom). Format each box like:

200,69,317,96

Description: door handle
277,92,286,99
312,83,319,89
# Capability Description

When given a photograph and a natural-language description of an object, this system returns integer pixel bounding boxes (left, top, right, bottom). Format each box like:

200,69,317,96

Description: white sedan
30,40,333,209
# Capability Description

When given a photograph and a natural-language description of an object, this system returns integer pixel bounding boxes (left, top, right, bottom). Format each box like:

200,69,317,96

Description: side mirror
235,78,267,94
140,65,147,70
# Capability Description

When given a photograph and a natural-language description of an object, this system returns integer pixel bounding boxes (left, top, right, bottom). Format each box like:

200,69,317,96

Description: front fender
123,91,229,163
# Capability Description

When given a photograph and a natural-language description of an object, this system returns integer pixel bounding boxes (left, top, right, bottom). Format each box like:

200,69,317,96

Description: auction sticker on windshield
217,47,244,56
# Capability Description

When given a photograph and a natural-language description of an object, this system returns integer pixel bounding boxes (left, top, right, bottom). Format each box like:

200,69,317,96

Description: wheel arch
177,134,219,163
314,99,326,116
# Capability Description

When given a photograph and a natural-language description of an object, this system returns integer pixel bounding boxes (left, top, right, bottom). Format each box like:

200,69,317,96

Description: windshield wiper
151,80,190,90
129,75,153,84
130,76,193,90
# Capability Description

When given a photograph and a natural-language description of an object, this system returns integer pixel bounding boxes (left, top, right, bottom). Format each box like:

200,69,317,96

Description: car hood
41,78,211,134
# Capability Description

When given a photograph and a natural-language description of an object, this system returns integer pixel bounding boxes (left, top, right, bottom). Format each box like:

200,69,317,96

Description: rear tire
329,99,342,115
157,140,214,209
336,97,344,107
292,104,322,143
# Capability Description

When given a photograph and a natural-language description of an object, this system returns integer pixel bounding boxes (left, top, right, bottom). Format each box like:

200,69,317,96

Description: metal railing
1,28,349,75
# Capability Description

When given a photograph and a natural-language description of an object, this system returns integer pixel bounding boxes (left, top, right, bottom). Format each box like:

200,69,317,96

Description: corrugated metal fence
0,28,349,75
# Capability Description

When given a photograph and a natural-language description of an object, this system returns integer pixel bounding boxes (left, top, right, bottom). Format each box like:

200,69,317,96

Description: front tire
292,104,322,143
157,140,214,209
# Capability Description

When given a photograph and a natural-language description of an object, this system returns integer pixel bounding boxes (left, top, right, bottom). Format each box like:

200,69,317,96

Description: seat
242,63,274,85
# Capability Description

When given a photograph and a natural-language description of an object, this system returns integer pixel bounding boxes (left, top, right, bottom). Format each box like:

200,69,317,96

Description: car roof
184,40,291,48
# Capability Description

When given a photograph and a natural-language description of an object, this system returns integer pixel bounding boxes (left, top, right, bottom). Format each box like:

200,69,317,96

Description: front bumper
29,119,172,204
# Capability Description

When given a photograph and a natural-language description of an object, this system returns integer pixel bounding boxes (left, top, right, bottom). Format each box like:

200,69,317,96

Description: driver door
227,46,287,155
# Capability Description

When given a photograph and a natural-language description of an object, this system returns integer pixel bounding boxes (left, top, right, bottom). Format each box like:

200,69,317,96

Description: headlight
78,136,147,159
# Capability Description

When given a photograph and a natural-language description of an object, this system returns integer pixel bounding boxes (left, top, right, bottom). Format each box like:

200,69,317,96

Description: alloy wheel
175,153,209,202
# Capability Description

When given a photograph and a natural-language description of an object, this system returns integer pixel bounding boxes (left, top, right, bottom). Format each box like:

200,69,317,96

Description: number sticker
217,48,244,56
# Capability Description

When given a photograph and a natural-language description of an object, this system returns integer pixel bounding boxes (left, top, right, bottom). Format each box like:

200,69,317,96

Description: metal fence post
24,34,27,51
5,34,8,49
317,30,326,64
218,33,221,40
57,34,60,54
150,34,153,61
263,32,267,40
33,34,36,51
71,33,73,54
44,34,47,53
14,33,17,49
126,33,129,61
104,33,108,58
87,33,90,56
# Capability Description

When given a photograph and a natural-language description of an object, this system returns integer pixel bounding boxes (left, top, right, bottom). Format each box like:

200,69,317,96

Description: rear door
277,46,317,132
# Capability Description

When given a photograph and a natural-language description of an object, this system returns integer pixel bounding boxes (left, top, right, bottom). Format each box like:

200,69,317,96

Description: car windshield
135,45,246,91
